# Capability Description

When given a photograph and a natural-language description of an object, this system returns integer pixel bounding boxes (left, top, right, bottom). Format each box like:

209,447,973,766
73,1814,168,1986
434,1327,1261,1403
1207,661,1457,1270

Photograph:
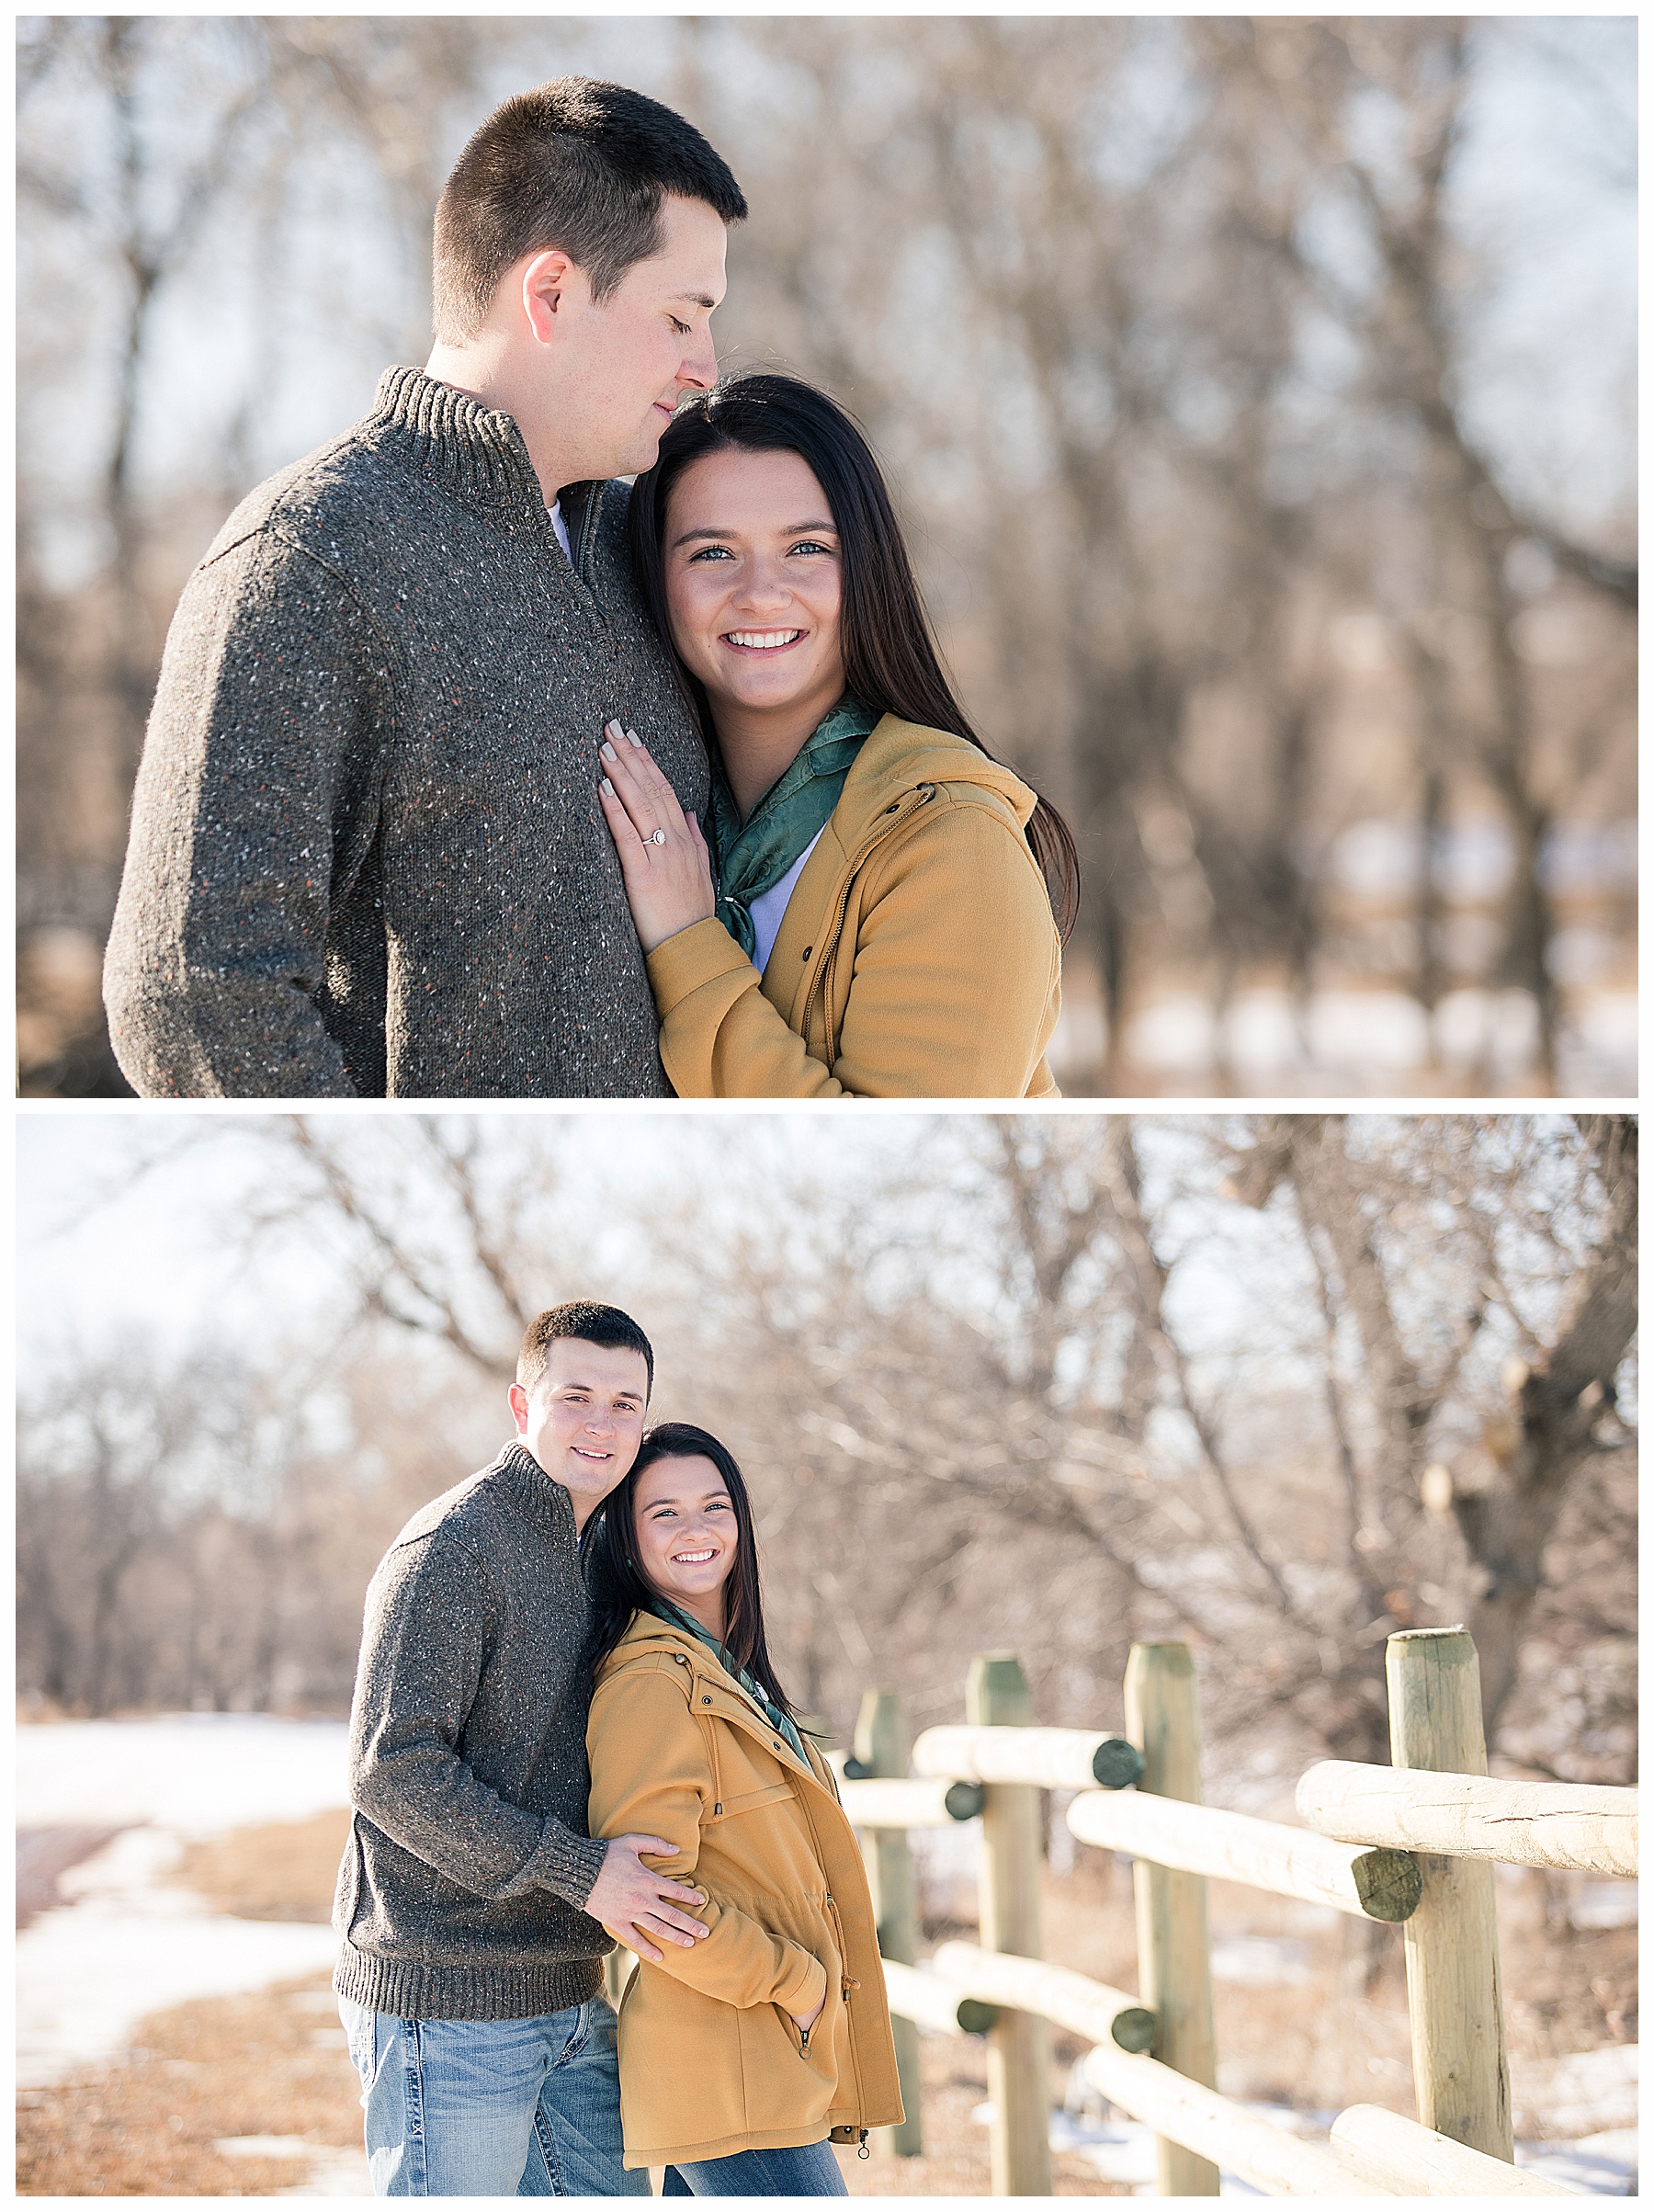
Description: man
103,80,746,1096
334,1300,710,2195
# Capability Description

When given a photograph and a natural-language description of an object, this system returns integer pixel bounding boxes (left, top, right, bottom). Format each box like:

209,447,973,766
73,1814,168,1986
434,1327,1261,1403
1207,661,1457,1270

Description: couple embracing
334,1301,900,2195
105,76,1077,1101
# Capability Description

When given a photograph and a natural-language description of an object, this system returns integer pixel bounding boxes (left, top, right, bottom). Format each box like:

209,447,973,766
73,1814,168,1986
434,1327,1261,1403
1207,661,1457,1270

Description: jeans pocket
339,1998,378,2091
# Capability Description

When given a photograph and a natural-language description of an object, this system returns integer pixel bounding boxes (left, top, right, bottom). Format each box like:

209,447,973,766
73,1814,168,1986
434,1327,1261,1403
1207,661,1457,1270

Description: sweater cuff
773,1946,828,2019
645,916,756,1014
515,1818,609,1911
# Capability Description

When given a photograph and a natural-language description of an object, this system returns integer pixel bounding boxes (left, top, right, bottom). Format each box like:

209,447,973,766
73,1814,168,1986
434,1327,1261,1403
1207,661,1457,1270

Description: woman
583,1423,901,2193
595,373,1079,1097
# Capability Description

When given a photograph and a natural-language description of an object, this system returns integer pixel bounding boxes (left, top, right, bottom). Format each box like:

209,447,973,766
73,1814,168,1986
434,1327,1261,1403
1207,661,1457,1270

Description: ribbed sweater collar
490,1438,580,1550
369,364,595,534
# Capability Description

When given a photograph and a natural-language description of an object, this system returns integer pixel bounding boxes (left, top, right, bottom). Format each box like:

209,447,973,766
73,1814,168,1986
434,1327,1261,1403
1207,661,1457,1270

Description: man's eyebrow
670,519,839,550
557,1377,645,1401
669,291,719,311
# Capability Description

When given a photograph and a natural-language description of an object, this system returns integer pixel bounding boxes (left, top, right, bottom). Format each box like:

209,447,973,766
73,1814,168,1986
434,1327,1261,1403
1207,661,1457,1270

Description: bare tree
65,1112,1625,1784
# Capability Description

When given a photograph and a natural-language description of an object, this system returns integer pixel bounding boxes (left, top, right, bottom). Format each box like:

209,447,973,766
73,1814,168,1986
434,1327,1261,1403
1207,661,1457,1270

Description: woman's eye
687,546,734,563
790,540,833,558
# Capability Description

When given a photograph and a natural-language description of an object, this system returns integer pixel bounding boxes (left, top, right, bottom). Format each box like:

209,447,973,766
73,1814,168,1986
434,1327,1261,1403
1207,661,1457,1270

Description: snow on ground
17,1717,351,2091
17,1712,351,1834
17,1719,1637,2195
17,1825,343,2088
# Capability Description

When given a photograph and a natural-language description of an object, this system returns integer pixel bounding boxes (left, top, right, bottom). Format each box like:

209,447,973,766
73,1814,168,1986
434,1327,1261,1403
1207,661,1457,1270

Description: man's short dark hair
516,1300,654,1396
433,77,748,344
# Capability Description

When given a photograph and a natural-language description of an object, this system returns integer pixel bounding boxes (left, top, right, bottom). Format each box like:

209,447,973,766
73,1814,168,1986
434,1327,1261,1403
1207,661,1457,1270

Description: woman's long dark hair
628,372,1081,941
582,1421,800,1722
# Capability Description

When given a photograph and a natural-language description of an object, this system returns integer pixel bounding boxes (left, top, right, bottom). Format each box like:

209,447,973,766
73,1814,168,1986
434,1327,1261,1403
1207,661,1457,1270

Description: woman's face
631,1453,739,1614
662,448,846,730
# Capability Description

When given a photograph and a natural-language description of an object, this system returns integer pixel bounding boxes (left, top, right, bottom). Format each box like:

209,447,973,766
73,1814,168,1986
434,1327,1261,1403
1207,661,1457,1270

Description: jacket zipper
675,1646,870,2109
805,785,935,1053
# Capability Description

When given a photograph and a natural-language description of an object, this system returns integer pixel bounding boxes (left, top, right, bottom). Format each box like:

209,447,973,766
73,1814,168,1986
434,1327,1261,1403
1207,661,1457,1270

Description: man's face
538,193,729,483
508,1338,650,1527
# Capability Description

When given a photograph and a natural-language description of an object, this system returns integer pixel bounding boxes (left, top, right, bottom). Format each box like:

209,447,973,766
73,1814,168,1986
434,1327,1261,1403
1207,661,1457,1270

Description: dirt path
17,1826,127,1928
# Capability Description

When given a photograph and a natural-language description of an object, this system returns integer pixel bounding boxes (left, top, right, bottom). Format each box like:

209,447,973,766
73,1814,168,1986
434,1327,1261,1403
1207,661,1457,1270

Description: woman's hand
792,1992,825,2034
597,719,716,954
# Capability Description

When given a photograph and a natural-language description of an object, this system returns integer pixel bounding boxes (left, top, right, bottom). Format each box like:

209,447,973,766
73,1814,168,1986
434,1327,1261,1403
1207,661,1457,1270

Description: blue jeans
338,1995,650,2196
662,2140,847,2195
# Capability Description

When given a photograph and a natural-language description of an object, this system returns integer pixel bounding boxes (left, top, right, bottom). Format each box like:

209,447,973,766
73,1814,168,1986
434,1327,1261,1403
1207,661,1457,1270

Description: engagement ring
650,829,667,845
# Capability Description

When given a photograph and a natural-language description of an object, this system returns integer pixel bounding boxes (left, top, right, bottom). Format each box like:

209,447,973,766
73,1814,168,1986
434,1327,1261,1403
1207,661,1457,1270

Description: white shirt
747,829,825,974
546,500,572,563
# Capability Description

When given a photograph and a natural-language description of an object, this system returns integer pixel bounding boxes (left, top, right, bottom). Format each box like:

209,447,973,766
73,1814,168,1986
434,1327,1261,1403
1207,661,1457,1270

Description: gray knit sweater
103,366,708,1097
333,1441,613,2022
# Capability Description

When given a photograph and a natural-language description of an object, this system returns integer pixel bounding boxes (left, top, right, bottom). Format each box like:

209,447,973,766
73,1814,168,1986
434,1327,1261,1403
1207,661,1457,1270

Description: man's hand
587,1834,710,1965
793,1991,826,2034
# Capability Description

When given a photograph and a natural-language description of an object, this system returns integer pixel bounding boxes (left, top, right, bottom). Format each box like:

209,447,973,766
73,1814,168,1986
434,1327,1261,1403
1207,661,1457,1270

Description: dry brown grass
17,1818,1636,2195
16,1969,362,2197
173,1809,352,1923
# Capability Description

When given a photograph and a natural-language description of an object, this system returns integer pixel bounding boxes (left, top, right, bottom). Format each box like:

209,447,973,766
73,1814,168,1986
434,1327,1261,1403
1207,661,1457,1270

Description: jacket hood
603,1608,710,1673
598,1609,828,1790
833,715,1038,849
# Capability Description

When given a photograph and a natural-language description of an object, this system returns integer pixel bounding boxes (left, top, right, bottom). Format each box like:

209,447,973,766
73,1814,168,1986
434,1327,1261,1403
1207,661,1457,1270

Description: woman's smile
723,628,806,655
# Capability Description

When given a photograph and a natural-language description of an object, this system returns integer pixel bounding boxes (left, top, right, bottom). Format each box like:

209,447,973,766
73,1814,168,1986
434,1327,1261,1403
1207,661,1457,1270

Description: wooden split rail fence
835,1628,1637,2197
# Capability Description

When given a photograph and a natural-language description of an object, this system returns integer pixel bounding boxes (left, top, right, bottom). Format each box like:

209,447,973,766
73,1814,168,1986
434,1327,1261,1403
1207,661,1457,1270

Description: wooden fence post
854,1688,923,2157
1124,1641,1219,2197
1387,1628,1514,2159
967,1653,1051,2195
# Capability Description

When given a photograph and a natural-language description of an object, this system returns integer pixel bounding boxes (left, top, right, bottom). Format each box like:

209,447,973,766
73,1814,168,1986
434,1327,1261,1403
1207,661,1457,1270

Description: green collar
708,693,880,961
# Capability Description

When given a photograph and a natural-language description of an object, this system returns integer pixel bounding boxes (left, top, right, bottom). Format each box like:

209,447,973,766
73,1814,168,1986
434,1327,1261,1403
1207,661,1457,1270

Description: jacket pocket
706,1780,795,1824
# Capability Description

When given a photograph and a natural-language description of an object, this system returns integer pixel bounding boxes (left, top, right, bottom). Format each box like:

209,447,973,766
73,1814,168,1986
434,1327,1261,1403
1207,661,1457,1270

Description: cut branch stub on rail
839,1775,985,1829
880,1957,999,2038
912,1723,1145,1792
1066,1788,1421,1922
932,1940,1157,2053
1297,1762,1638,1878
1078,2048,1390,2198
1329,2104,1577,2196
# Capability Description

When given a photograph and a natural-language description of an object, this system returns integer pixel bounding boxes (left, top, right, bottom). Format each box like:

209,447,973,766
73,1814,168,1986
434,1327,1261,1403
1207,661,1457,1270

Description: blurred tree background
18,1114,1636,1809
17,17,1636,1096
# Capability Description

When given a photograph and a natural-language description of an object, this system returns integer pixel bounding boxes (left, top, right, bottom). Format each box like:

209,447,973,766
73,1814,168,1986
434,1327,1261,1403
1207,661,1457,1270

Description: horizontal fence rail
1297,1763,1638,1878
1076,2046,1390,2197
1328,2104,1578,2197
850,1633,1632,2195
931,1939,1158,2053
839,1774,985,1828
913,1723,1145,1792
879,1957,1000,2037
1066,1787,1422,1922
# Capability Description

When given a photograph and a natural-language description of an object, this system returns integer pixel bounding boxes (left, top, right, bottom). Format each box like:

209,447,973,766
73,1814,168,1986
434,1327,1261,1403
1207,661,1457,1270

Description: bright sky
15,1110,927,1356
